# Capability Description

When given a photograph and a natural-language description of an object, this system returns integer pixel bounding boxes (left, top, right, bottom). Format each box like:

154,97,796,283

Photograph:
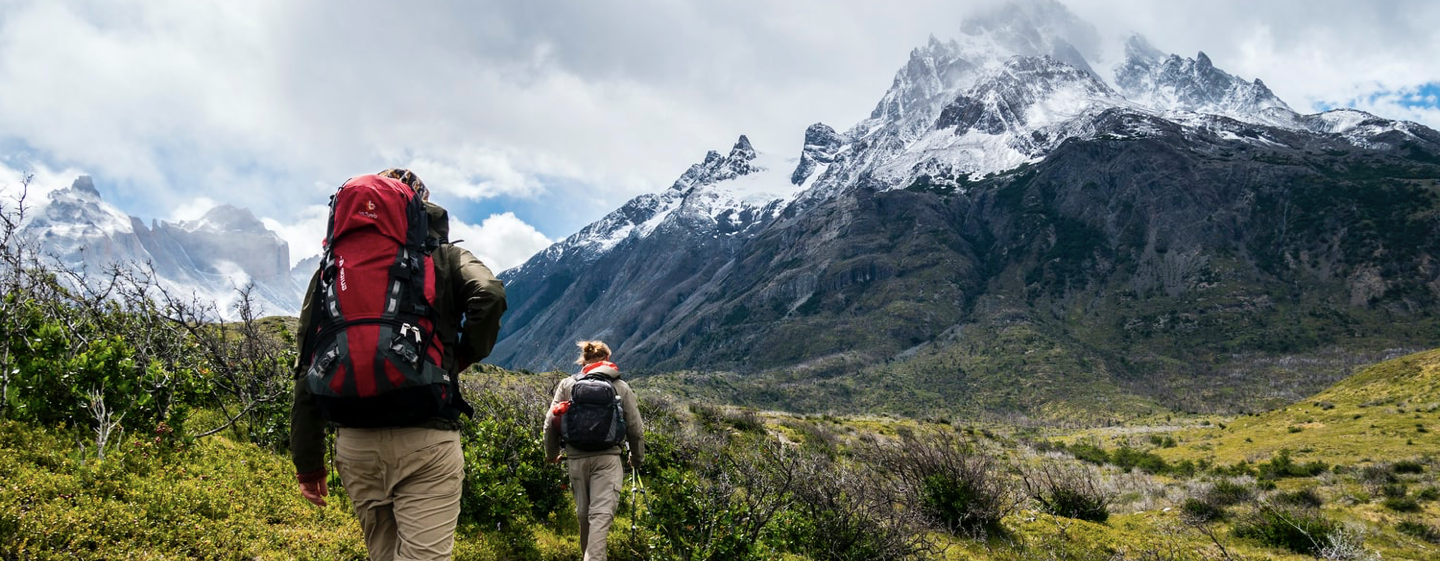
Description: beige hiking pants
568,453,624,561
336,427,464,561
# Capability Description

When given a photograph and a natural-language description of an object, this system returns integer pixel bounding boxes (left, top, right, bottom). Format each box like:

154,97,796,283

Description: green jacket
290,201,506,482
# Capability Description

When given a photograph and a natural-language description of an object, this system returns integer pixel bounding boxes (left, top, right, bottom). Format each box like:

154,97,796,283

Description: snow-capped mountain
505,0,1433,292
17,176,303,319
491,0,1440,404
508,135,800,278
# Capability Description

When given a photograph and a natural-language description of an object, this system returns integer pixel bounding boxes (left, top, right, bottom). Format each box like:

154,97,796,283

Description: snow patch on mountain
530,135,801,268
15,176,301,319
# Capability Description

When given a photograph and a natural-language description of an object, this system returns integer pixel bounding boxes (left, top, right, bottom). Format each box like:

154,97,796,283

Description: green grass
1158,348,1440,467
0,420,367,560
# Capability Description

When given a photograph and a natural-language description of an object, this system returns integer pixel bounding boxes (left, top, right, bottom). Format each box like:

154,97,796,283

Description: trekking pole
629,467,638,532
631,468,646,525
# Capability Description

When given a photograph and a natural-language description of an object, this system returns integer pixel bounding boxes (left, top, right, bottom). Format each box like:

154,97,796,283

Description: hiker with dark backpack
543,341,645,561
290,168,506,561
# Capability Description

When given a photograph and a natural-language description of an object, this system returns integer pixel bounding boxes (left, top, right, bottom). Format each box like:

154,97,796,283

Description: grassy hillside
1159,348,1440,466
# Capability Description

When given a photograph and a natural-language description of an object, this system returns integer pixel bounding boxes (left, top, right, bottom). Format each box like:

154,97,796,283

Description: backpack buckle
398,323,423,343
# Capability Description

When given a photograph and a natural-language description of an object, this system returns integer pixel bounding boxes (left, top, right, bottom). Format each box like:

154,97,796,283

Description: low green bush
1207,479,1253,506
1256,449,1328,480
1382,496,1422,512
1360,464,1399,485
1109,446,1169,474
0,420,365,560
1392,460,1426,474
457,379,569,560
1180,497,1225,522
1232,505,1338,556
1064,442,1110,465
1272,487,1324,509
1380,482,1408,499
1212,460,1257,478
1396,520,1440,544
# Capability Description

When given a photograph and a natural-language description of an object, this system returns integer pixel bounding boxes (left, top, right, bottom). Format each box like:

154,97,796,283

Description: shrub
457,377,569,555
0,420,367,559
1317,525,1377,561
1212,461,1257,478
1380,483,1408,499
1232,505,1338,556
1207,479,1254,506
641,438,798,561
1416,486,1439,501
1360,464,1398,486
1064,442,1110,465
1180,497,1225,523
1396,520,1440,544
689,402,725,432
1382,496,1421,512
1391,460,1425,474
724,408,766,433
1256,449,1328,480
1021,463,1113,523
863,430,1015,536
1109,446,1169,474
775,449,934,561
1272,487,1324,509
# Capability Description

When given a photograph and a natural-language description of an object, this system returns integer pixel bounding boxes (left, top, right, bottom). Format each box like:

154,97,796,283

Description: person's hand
549,455,563,464
300,479,329,507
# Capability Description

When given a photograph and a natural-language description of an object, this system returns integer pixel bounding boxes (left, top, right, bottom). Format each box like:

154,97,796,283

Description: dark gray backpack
561,373,626,451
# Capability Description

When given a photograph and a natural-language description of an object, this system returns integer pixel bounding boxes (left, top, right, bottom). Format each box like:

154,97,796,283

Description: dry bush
1021,462,1116,523
862,428,1018,538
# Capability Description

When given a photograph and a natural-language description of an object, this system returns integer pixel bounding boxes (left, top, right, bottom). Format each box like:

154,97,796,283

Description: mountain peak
70,175,100,198
791,123,844,185
1113,46,1293,120
1123,33,1163,62
670,136,764,193
1194,51,1213,69
193,204,266,233
730,135,756,160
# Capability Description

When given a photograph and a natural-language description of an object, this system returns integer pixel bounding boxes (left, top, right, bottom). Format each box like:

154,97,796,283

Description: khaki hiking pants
336,427,464,561
568,454,624,561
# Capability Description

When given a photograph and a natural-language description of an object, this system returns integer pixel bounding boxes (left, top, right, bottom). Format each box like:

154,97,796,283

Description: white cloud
400,148,546,202
1,0,1438,244
448,212,554,273
260,204,330,268
169,197,219,223
0,160,90,213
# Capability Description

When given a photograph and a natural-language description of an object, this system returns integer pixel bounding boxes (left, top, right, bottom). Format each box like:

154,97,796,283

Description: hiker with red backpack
290,168,506,561
543,341,645,561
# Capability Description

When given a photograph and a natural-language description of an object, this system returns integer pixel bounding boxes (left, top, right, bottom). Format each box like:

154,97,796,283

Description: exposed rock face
791,124,844,185
936,55,1122,141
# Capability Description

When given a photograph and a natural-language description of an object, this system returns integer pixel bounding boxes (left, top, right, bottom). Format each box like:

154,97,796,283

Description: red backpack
301,174,455,427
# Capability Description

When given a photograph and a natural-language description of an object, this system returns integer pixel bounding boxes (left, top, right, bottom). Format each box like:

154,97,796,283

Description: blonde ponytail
575,340,612,365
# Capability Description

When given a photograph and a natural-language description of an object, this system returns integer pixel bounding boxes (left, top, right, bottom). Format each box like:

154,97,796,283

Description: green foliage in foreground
0,420,365,560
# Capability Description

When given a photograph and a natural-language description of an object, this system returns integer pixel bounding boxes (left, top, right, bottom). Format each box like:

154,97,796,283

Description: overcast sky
1,0,1437,272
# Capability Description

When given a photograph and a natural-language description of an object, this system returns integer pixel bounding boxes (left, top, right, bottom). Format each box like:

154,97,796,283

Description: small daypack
561,373,627,451
301,174,453,427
